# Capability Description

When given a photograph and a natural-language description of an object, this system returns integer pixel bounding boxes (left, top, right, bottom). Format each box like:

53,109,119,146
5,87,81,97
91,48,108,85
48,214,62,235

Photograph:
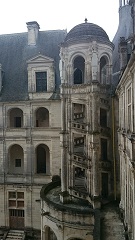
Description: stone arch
36,144,50,174
43,226,58,240
8,144,24,174
99,52,111,63
8,108,23,128
35,107,49,127
73,56,85,84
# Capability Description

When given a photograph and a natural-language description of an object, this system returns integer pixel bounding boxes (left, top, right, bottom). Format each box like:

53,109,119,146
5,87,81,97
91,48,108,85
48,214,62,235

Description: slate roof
0,29,67,102
112,4,133,86
65,22,110,44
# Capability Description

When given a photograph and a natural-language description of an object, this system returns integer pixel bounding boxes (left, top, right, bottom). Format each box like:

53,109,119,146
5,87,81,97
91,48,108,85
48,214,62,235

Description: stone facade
0,1,135,239
116,50,135,240
114,1,135,239
0,98,61,231
0,21,66,237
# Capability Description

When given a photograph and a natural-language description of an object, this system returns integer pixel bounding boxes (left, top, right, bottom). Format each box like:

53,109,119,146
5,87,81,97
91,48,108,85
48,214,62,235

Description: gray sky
0,0,119,41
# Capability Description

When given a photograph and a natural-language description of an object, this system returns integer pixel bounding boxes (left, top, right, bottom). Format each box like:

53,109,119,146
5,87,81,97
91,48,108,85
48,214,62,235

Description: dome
65,22,110,43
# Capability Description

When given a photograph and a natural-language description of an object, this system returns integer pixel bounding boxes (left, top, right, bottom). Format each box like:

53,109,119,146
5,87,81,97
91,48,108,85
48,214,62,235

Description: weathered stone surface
101,202,125,240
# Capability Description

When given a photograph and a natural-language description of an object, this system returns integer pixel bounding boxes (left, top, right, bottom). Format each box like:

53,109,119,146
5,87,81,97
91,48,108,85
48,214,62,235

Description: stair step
101,203,125,240
6,230,24,240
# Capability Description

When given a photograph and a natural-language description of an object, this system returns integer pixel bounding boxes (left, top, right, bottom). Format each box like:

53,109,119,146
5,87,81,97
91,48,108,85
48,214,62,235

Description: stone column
25,139,33,184
23,148,27,175
92,94,98,132
131,139,135,162
67,64,73,85
91,42,98,82
85,61,90,83
60,96,70,203
90,141,100,208
133,173,135,240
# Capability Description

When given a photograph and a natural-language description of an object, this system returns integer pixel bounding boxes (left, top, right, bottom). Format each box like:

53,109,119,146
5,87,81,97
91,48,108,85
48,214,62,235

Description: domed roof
65,22,110,43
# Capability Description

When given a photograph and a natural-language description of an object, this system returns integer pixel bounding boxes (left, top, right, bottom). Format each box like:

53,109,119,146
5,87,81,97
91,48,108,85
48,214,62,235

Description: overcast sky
0,0,119,41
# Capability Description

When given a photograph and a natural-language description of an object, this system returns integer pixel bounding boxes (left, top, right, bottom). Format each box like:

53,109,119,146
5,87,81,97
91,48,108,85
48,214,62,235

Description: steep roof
0,29,66,102
112,4,133,86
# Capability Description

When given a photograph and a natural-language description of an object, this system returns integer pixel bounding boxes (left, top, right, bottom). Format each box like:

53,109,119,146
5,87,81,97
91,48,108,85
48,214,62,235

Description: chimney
26,21,40,46
119,37,128,70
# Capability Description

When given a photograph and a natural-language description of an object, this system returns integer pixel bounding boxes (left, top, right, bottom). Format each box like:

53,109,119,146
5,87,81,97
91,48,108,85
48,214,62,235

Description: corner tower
59,21,114,207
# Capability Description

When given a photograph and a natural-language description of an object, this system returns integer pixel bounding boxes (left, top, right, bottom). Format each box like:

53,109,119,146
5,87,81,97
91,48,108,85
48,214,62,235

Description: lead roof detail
65,22,110,43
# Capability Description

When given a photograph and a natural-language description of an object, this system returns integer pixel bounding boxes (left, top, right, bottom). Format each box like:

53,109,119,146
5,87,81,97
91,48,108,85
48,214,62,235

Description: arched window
100,56,108,84
44,226,57,240
9,108,23,128
35,107,49,127
73,56,85,84
9,144,24,174
36,144,50,174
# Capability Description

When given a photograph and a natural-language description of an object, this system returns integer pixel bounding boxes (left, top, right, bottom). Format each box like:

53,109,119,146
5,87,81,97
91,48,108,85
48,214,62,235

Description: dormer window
36,72,47,92
27,54,55,99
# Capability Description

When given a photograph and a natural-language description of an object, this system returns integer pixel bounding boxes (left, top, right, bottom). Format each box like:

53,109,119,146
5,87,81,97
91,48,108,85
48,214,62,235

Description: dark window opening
100,57,107,84
36,72,47,92
102,173,108,198
74,68,83,84
101,138,107,161
100,108,107,127
35,107,49,127
36,120,39,127
37,146,46,173
14,117,21,128
15,159,21,167
73,56,85,84
75,167,85,177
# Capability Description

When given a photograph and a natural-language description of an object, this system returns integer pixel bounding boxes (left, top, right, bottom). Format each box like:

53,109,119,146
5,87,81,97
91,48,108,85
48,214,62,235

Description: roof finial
84,18,88,23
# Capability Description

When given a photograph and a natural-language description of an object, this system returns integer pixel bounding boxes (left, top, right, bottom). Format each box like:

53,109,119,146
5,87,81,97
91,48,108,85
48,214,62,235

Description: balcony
2,127,60,139
74,112,84,121
73,154,87,167
72,122,86,131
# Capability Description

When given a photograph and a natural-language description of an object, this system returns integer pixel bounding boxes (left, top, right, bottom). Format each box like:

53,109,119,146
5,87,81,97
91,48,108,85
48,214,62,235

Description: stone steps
6,230,24,240
101,202,126,240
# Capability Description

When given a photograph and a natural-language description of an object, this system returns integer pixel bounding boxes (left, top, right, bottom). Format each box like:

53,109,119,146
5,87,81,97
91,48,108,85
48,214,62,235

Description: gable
27,54,54,64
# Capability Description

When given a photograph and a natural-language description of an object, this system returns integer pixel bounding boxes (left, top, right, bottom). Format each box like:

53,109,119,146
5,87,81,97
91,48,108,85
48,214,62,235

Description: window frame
36,71,47,92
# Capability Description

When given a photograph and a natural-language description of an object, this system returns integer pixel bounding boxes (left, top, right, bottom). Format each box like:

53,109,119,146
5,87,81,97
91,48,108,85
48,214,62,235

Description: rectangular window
100,108,107,127
15,159,21,167
36,72,47,92
8,192,24,209
127,87,132,130
17,201,24,208
101,138,107,161
14,117,21,128
9,200,16,207
17,192,24,199
9,192,16,199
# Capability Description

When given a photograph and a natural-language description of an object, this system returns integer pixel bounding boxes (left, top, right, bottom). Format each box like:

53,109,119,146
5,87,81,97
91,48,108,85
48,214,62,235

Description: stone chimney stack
119,37,128,70
26,21,40,46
